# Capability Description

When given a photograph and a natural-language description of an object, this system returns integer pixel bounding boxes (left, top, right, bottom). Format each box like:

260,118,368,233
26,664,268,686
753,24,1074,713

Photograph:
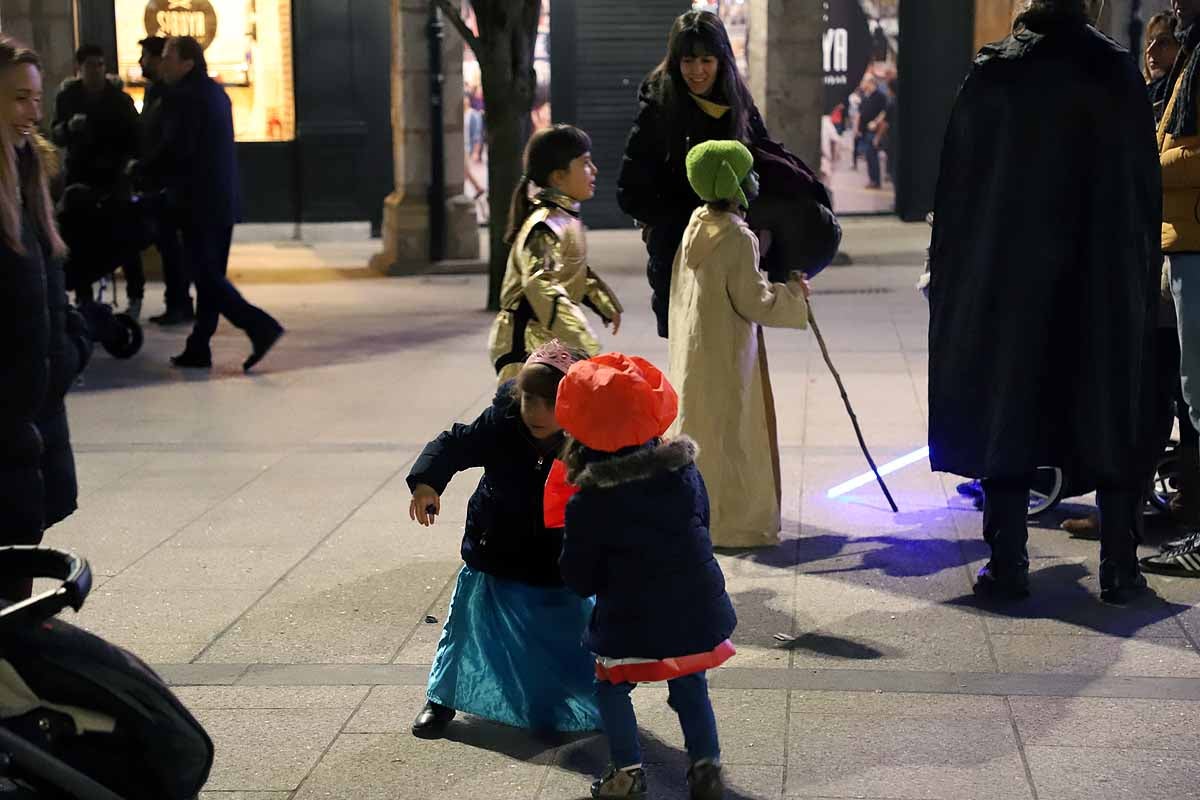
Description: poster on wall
821,0,898,213
463,0,551,224
114,0,296,142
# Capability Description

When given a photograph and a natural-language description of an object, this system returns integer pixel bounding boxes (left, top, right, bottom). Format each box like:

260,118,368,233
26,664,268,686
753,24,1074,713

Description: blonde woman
0,37,90,601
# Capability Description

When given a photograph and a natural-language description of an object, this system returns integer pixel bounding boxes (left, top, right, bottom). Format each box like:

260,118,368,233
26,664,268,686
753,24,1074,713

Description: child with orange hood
556,353,736,800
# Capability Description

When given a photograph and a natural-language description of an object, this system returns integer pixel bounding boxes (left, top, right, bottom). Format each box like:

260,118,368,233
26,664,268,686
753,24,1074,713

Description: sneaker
1161,531,1200,552
591,765,647,799
1142,535,1200,578
687,760,724,800
411,700,455,739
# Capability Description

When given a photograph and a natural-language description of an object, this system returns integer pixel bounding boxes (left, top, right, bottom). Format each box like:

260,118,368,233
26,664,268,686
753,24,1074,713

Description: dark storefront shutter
551,0,685,229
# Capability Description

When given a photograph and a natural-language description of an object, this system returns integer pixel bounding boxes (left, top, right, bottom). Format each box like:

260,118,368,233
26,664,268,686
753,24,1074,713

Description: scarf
1165,22,1200,139
689,93,730,120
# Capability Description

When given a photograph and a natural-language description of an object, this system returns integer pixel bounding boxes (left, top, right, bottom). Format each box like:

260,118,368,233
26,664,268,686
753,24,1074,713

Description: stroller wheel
1027,466,1064,517
101,314,143,359
1150,450,1182,513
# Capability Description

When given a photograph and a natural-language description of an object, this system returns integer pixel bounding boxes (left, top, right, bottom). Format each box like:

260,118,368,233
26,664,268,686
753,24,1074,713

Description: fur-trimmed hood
572,436,698,490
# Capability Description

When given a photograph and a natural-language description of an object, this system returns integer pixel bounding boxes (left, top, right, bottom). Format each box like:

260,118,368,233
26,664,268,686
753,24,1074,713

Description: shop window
462,0,551,223
114,0,295,142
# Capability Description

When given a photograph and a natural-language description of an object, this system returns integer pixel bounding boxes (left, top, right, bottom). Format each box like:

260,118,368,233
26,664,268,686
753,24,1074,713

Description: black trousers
982,476,1141,584
157,215,190,311
181,224,279,355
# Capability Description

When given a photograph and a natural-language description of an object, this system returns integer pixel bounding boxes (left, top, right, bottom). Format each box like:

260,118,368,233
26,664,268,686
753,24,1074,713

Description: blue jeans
1170,254,1200,433
594,672,720,769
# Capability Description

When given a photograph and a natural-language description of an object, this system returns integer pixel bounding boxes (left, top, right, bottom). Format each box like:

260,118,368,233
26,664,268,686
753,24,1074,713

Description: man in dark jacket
138,35,192,326
928,0,1161,603
52,45,145,317
857,76,888,189
149,36,283,372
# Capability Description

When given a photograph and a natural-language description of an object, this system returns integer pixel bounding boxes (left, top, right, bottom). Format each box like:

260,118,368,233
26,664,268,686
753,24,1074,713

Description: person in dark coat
927,0,1162,604
405,341,600,739
557,353,735,800
0,39,82,601
137,35,192,326
617,10,769,338
51,44,145,318
148,36,283,372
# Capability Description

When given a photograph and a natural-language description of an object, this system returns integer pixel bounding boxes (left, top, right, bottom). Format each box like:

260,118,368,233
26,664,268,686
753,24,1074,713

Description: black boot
1098,487,1151,604
977,477,1032,600
411,701,455,739
244,322,285,373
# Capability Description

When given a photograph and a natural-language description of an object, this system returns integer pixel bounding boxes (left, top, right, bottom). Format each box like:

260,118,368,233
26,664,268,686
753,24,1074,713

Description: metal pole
428,1,447,263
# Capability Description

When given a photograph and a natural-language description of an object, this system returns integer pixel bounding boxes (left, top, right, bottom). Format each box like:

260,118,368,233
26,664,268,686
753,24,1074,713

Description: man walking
137,35,193,327
927,0,1162,603
149,36,283,372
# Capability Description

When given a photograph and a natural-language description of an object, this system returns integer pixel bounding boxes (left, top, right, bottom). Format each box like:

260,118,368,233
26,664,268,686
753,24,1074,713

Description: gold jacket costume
488,189,622,380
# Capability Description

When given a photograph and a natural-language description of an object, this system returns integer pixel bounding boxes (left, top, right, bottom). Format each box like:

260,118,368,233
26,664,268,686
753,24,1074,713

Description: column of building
372,0,479,275
747,0,824,171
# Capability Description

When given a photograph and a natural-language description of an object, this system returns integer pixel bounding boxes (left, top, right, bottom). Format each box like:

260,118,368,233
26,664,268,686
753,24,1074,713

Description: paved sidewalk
42,224,1200,799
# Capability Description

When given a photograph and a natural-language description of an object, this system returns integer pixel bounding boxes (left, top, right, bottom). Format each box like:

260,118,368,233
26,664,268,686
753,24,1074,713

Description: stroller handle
0,546,93,629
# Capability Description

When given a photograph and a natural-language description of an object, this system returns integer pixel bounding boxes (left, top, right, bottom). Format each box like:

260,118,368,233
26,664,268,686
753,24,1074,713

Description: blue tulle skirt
427,565,601,732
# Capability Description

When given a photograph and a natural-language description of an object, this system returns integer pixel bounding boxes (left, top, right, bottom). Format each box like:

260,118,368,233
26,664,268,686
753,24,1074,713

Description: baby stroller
0,546,213,799
56,183,155,360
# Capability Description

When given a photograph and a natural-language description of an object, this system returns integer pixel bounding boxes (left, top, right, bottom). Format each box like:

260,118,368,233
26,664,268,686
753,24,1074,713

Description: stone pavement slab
37,226,1200,798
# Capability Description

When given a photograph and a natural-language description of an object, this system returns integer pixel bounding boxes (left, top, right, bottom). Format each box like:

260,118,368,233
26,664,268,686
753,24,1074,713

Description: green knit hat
686,139,755,210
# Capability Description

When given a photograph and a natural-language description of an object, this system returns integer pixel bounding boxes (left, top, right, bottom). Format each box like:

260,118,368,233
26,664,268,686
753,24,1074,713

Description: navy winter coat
148,68,240,229
560,437,736,659
407,384,566,586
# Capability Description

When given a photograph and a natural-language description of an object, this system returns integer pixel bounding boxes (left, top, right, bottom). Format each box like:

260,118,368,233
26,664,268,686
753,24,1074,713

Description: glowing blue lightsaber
826,446,930,499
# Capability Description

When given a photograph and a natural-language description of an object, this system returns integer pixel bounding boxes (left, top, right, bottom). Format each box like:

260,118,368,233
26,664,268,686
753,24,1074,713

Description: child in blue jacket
406,340,599,738
556,353,737,800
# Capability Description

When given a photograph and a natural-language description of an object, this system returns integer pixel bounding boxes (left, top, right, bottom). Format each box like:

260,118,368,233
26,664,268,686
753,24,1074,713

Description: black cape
928,19,1162,486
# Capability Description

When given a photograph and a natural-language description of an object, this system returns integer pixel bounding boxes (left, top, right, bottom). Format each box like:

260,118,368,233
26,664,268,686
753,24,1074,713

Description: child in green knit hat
667,140,811,549
685,139,758,211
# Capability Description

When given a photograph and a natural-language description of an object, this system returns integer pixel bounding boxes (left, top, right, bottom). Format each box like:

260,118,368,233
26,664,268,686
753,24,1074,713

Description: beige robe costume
488,189,622,382
668,206,808,548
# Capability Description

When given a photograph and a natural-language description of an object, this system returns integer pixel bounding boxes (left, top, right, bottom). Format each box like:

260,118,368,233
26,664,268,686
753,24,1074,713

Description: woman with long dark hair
618,10,769,338
0,36,89,602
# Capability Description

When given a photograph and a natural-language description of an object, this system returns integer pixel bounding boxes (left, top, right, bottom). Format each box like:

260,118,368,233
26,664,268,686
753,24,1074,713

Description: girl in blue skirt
406,340,599,737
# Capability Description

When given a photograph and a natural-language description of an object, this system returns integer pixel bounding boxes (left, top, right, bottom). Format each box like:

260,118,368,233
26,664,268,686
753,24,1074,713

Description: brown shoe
1061,514,1100,539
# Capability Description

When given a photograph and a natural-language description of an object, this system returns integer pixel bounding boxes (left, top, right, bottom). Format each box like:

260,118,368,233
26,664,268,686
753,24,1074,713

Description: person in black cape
927,0,1162,604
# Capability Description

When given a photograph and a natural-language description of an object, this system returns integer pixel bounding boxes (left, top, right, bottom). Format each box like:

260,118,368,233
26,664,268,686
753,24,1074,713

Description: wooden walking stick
808,304,900,513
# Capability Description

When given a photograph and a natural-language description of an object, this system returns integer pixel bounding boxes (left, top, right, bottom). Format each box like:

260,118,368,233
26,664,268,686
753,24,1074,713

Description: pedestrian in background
51,44,144,318
148,36,283,372
137,35,192,327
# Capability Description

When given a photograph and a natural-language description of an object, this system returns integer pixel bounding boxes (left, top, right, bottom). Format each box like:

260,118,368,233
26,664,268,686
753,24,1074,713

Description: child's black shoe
591,764,648,799
411,700,455,738
687,759,724,800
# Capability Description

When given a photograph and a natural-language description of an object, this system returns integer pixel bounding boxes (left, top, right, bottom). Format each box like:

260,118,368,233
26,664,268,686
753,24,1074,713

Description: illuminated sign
143,0,219,50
